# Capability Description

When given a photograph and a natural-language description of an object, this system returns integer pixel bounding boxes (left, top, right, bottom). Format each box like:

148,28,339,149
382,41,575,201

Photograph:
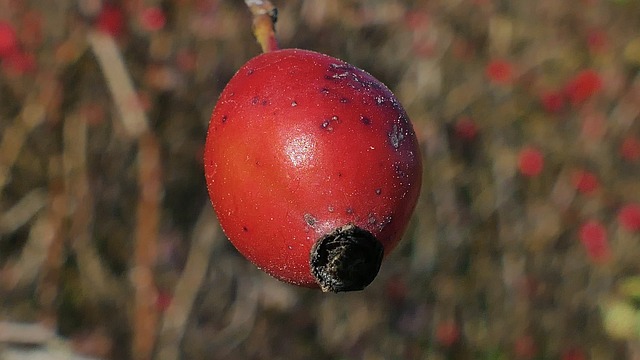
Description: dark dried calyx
310,224,384,292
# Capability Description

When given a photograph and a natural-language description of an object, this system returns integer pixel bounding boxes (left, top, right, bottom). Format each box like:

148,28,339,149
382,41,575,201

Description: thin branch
244,0,280,52
132,132,162,360
64,111,125,303
0,96,46,195
0,188,47,235
36,157,67,316
87,31,149,138
155,205,222,360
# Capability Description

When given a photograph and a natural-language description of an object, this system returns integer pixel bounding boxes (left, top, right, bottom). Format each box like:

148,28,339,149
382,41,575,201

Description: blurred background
1,0,640,359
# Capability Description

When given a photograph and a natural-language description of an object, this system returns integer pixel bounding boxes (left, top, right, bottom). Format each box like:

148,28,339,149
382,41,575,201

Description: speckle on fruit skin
204,48,422,288
389,124,406,149
304,213,317,227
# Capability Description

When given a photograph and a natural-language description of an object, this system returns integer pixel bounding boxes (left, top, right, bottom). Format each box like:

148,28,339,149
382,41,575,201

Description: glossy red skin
204,49,422,288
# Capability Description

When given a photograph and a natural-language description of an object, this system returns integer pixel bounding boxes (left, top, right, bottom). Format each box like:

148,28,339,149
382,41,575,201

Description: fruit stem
244,0,280,53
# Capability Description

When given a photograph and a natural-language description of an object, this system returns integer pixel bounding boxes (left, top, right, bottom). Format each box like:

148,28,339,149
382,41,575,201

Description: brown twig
89,28,161,360
244,0,280,52
87,31,149,138
0,96,46,195
37,157,67,317
155,205,222,360
131,131,162,360
64,111,123,303
207,275,260,357
0,188,47,235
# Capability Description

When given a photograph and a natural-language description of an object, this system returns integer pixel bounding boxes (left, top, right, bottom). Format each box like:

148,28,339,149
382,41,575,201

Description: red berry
618,203,640,232
486,59,514,85
539,90,565,114
565,69,602,105
561,347,587,360
140,7,166,32
620,136,640,162
203,49,422,292
0,21,18,58
435,321,460,347
587,28,608,54
97,4,125,37
155,290,173,312
570,169,600,195
578,220,611,263
454,116,478,141
518,147,544,177
513,335,537,359
404,11,430,31
2,50,36,75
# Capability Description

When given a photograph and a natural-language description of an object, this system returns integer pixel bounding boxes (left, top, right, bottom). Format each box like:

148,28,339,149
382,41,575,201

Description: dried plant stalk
0,97,45,195
244,0,280,52
64,112,123,304
88,31,149,138
132,131,162,360
6,198,55,292
156,206,222,360
0,188,47,235
36,158,67,317
89,26,164,359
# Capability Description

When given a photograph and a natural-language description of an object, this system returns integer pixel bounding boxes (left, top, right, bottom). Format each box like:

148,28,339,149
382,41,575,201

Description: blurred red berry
579,220,611,263
570,170,600,194
618,203,640,232
140,7,166,32
513,335,537,359
565,69,602,105
435,321,460,347
176,49,197,72
0,21,18,58
404,10,430,31
155,290,173,312
540,90,565,114
2,50,36,75
454,116,478,141
451,38,475,60
486,59,514,85
97,4,125,37
412,41,437,58
518,147,544,177
620,136,640,162
561,347,587,360
587,28,608,54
